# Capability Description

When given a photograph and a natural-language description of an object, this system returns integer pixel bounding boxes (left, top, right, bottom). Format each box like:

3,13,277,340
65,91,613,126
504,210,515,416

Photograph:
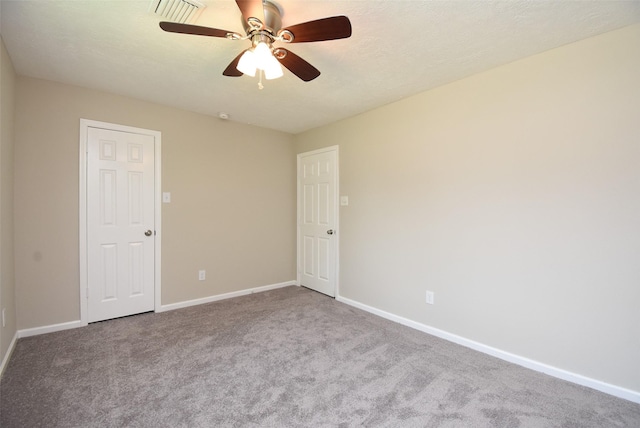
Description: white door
86,127,156,322
298,147,338,297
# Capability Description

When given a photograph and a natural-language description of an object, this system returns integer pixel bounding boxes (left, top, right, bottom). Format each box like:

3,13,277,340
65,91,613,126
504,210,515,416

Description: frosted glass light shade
253,42,272,66
236,50,257,77
263,55,284,80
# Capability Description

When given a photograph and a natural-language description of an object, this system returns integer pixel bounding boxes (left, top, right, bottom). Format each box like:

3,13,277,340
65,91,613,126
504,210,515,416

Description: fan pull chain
258,70,264,90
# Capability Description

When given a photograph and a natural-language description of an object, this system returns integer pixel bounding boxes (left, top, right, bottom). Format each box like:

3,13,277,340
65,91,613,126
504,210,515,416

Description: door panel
87,127,155,322
298,148,338,297
100,244,117,300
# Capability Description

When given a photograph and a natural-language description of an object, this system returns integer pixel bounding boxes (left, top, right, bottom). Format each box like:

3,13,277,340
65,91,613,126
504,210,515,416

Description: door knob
145,230,153,237
327,229,334,235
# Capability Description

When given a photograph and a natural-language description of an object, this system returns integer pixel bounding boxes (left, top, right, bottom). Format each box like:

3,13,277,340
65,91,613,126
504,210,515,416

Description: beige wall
14,77,296,329
1,37,17,366
296,24,640,392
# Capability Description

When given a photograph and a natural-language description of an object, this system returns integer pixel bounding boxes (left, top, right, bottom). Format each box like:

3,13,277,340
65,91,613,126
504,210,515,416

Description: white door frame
296,145,340,297
79,119,162,325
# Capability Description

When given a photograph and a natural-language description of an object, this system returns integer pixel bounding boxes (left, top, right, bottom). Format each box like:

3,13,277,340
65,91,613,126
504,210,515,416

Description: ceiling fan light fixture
237,42,283,80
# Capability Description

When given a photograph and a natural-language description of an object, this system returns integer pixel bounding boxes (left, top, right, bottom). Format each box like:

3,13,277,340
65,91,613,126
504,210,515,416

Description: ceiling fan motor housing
242,1,283,36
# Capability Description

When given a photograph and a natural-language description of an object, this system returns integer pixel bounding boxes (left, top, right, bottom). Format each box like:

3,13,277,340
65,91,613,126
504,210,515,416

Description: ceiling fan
159,0,352,84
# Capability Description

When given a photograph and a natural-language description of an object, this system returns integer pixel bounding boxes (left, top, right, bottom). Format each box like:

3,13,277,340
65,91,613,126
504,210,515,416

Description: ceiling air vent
150,0,205,24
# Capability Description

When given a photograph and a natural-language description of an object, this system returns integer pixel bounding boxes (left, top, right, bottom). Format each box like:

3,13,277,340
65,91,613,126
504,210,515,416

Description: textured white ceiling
1,0,639,134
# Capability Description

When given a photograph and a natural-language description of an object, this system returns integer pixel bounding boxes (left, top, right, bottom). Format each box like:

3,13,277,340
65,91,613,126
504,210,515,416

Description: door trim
79,119,162,325
296,145,339,297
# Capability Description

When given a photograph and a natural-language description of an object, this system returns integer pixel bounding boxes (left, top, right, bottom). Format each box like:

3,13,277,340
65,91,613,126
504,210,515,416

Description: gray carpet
1,286,639,427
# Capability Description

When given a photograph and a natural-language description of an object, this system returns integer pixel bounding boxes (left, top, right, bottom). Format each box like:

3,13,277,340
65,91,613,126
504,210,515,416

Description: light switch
162,192,171,203
340,196,349,206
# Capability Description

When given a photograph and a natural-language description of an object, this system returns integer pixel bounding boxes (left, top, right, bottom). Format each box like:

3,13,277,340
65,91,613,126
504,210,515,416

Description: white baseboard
158,280,297,312
8,282,297,341
0,331,18,378
336,295,640,405
18,320,85,338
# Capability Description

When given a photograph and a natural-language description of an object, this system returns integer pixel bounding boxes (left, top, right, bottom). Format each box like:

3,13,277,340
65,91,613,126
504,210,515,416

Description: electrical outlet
425,291,435,305
198,270,206,281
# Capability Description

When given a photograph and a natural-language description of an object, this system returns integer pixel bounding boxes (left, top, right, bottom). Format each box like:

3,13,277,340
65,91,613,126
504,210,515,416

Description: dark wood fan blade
236,0,264,25
276,49,320,82
159,21,232,38
223,51,246,77
281,16,352,43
